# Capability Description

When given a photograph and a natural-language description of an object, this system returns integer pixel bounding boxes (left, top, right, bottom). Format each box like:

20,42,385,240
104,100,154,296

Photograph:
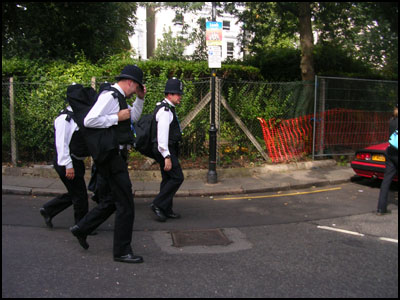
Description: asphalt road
2,180,398,298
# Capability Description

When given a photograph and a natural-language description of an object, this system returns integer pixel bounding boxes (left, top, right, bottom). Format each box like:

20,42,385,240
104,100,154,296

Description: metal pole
207,2,218,184
9,77,17,165
312,75,317,160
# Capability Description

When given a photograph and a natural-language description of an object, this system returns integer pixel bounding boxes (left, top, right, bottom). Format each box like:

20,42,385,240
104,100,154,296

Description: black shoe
376,209,391,216
150,204,167,222
114,253,144,264
166,211,181,219
70,225,89,250
39,208,53,228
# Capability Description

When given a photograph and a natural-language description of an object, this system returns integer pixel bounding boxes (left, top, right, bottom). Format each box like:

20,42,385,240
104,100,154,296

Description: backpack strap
98,83,127,110
59,108,74,123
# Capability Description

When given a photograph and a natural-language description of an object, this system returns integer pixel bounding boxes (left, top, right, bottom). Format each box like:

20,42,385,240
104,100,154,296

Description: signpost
206,3,220,184
206,21,222,69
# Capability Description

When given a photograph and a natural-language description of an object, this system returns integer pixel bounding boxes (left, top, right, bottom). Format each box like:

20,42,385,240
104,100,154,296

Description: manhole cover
171,229,232,247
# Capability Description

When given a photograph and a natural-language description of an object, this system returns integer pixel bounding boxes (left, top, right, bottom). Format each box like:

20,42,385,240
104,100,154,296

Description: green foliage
313,43,379,79
235,2,397,76
2,55,262,162
153,29,187,61
2,2,137,62
244,48,302,82
244,44,385,82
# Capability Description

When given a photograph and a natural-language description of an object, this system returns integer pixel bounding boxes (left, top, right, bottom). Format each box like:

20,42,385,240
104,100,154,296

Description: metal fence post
312,75,318,160
9,77,17,165
207,73,218,184
319,78,326,156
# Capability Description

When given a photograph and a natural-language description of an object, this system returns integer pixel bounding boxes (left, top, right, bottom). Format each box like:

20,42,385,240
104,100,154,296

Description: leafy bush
2,53,263,162
243,44,385,82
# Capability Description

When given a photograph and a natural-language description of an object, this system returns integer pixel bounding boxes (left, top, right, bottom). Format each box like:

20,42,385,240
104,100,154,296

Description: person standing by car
377,104,398,215
150,78,184,222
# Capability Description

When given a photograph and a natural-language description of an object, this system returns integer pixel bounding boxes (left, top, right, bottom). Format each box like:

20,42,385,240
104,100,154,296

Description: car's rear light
356,153,372,160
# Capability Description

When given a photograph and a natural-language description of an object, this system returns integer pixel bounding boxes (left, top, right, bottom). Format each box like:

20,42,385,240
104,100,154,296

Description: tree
298,2,314,81
153,28,187,60
236,2,397,78
146,2,208,61
314,2,397,72
229,2,315,80
2,2,138,62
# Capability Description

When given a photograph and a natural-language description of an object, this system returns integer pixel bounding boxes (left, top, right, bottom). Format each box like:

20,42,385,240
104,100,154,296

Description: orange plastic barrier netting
258,108,391,163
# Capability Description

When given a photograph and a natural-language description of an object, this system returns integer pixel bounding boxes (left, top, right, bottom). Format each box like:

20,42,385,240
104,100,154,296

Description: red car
351,142,398,182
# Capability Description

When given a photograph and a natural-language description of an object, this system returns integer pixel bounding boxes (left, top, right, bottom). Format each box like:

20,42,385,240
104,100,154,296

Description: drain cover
171,229,232,247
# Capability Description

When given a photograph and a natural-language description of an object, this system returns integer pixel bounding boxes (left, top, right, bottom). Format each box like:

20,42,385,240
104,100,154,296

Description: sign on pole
206,21,222,69
208,46,221,69
206,21,222,46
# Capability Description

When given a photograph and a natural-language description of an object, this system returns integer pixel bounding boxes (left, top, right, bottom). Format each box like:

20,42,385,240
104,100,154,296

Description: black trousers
377,147,398,212
76,149,135,257
152,144,184,213
43,156,88,224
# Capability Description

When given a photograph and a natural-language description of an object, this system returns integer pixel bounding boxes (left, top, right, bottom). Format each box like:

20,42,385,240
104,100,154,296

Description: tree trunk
295,2,315,117
298,2,314,81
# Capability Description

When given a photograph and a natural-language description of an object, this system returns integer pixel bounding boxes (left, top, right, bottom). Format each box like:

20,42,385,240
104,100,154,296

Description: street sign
208,46,221,69
206,21,222,69
206,21,222,46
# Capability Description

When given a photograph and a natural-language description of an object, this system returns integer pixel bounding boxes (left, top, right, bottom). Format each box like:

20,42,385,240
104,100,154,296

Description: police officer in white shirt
70,65,146,264
150,78,184,222
40,105,90,228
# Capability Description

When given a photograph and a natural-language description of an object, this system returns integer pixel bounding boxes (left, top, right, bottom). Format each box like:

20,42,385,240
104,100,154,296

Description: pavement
2,159,358,198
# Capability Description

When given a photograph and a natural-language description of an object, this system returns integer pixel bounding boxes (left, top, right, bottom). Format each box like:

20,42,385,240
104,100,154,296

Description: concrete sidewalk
2,159,358,198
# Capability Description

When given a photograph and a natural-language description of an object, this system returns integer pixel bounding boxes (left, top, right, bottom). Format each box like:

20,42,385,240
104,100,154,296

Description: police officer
70,65,146,264
150,78,184,222
39,102,89,228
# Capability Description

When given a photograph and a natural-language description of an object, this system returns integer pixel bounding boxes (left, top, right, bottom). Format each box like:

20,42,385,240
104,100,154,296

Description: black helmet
164,77,184,95
115,65,144,88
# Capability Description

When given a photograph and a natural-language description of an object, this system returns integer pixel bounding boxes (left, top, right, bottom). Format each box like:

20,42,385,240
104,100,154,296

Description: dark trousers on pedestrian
152,145,184,213
377,147,398,212
43,156,88,224
76,149,135,257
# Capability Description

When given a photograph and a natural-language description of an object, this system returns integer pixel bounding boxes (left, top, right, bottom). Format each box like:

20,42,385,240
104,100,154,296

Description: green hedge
2,54,263,162
243,44,395,82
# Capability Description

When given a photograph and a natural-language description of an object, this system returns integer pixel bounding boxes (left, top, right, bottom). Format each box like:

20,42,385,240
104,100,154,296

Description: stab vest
56,110,90,158
108,88,135,145
151,101,182,145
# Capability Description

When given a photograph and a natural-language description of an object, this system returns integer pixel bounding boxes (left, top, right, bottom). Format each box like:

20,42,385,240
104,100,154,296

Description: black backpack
66,83,118,127
133,113,156,159
56,108,91,158
66,83,122,163
133,102,181,159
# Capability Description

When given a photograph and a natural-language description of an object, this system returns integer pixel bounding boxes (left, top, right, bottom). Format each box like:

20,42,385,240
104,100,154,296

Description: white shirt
155,99,175,158
84,83,144,128
54,106,78,169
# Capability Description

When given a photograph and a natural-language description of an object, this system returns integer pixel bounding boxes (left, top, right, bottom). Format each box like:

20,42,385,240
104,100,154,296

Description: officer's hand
136,84,146,100
164,157,172,171
118,108,131,121
65,168,75,180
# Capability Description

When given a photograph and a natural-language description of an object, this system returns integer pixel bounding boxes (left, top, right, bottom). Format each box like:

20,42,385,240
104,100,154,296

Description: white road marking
317,226,398,243
379,237,398,243
317,226,365,236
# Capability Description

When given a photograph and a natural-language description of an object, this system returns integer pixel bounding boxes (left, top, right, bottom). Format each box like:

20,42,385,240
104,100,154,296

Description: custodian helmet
164,77,184,95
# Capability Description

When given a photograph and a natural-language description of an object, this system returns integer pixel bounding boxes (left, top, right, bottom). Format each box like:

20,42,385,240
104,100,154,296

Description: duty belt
119,144,132,150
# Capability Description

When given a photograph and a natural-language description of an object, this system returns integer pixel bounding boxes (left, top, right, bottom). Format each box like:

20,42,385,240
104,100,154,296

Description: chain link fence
2,76,398,166
313,76,398,158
